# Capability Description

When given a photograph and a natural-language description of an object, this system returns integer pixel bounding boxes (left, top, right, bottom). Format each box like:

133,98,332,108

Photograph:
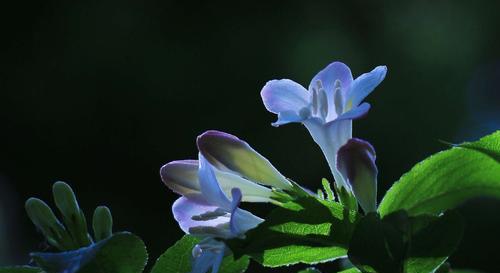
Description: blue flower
164,154,263,273
261,62,386,190
337,138,378,213
161,130,292,204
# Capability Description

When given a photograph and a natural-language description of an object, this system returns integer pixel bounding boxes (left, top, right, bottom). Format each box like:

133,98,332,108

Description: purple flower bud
337,138,378,212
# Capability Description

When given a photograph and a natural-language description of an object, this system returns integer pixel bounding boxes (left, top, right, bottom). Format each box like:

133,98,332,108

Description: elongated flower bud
25,198,76,250
197,130,292,190
337,138,378,213
92,206,113,242
52,182,92,247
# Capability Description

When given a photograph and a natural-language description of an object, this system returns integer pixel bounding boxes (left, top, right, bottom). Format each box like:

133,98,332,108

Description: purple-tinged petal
197,130,292,190
309,62,353,98
261,79,310,126
228,188,264,236
347,65,387,108
161,160,273,203
261,79,310,114
172,197,229,235
198,154,232,210
337,138,378,213
336,103,371,121
161,160,204,201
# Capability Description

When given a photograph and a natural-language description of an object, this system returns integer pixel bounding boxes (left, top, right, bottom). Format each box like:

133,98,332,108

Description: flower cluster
161,61,386,273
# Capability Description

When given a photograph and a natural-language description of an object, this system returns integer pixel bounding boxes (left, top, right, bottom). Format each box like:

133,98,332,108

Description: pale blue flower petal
228,188,264,236
271,110,308,127
190,242,225,273
303,118,352,189
337,138,378,213
337,103,371,121
198,154,232,210
160,160,273,203
172,197,229,235
347,66,387,108
261,79,310,125
309,61,353,99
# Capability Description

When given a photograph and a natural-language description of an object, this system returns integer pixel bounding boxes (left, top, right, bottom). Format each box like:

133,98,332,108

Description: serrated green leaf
228,197,358,267
379,131,500,217
31,232,147,273
150,235,249,273
0,266,44,273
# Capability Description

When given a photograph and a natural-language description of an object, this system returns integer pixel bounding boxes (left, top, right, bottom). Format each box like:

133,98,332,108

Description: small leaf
0,266,43,273
150,235,249,273
321,178,334,201
379,131,500,217
228,197,358,267
31,232,148,273
92,206,113,242
52,182,92,247
25,197,76,250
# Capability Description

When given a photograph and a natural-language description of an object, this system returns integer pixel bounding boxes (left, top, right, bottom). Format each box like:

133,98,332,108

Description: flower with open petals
169,154,263,273
261,61,386,190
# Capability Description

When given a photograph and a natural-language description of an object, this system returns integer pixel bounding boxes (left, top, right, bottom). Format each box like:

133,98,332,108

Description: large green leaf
0,266,43,273
150,235,249,273
379,131,500,217
348,211,463,273
228,197,359,267
348,212,407,272
31,232,147,273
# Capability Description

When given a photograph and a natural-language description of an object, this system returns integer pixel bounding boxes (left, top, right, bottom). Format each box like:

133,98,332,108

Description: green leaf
31,232,147,273
337,269,361,273
228,197,359,267
348,212,407,273
379,131,500,217
404,211,464,273
150,235,249,273
0,266,44,273
348,211,463,273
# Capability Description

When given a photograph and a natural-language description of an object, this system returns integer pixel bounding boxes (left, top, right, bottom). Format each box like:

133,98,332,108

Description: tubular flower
167,154,263,273
161,130,293,205
337,138,378,213
196,130,292,190
261,61,386,190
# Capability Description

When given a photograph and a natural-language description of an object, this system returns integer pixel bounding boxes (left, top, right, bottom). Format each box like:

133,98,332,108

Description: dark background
1,0,499,272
